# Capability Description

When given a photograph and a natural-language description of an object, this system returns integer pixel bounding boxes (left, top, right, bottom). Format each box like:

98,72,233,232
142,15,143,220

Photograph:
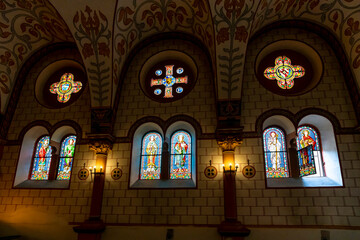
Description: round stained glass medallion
155,69,162,76
176,87,183,93
42,67,86,108
176,68,184,74
256,49,314,96
154,89,162,95
144,59,196,102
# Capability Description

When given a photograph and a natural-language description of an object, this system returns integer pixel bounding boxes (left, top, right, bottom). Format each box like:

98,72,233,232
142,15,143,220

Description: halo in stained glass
154,89,162,95
170,130,191,179
57,135,76,180
176,68,184,74
263,127,289,178
140,132,162,180
31,136,52,180
296,126,320,151
155,69,162,76
176,87,183,93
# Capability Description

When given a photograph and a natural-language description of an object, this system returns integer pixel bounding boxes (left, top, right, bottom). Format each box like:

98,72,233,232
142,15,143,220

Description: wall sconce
89,166,104,175
222,163,239,173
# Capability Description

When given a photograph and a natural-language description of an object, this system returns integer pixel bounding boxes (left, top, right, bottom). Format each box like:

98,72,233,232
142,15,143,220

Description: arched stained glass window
140,132,162,180
170,130,191,179
31,136,52,180
296,126,324,177
263,127,289,178
57,135,76,180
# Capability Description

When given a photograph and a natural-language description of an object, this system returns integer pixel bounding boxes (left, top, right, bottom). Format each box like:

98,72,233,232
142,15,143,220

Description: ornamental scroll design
113,0,214,86
73,6,111,107
213,0,255,99
0,0,73,112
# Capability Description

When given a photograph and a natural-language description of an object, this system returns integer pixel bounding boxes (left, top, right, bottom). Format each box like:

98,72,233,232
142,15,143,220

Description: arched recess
0,43,83,140
113,0,215,105
13,120,81,189
113,32,216,119
249,20,360,126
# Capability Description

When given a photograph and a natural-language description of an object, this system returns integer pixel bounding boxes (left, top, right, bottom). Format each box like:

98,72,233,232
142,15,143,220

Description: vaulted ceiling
1,0,359,114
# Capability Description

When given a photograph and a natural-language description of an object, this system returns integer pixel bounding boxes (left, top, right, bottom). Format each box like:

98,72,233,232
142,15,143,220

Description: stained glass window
49,73,82,103
170,130,191,179
140,132,162,179
264,56,305,89
30,136,52,180
296,126,323,177
263,127,289,178
57,135,76,180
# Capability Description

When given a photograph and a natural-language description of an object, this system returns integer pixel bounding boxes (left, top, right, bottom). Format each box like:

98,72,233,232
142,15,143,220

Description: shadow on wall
0,207,76,240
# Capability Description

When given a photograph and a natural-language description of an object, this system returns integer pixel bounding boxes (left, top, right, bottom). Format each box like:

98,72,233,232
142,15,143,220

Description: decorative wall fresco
211,0,256,99
0,0,73,113
73,5,111,107
113,0,215,104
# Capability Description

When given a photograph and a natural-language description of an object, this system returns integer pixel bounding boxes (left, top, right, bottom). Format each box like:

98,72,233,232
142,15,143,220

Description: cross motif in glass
49,73,82,103
264,56,305,89
151,65,188,98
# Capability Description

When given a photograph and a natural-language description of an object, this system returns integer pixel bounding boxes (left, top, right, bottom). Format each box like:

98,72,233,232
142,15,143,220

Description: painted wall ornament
242,159,256,179
204,160,217,179
49,73,82,103
264,56,305,89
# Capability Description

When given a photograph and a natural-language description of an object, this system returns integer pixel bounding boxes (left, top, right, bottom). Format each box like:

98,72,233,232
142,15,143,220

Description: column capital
217,136,242,151
87,134,115,155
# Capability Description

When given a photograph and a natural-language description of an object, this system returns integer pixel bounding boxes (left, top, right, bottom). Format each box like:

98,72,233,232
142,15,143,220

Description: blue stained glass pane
31,136,52,180
170,131,191,179
263,128,289,178
57,135,76,180
140,132,162,180
297,145,316,177
296,126,319,151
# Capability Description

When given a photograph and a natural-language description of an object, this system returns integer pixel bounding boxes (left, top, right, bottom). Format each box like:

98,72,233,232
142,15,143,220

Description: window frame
56,134,77,180
29,134,52,180
296,124,325,177
129,121,196,189
262,126,290,178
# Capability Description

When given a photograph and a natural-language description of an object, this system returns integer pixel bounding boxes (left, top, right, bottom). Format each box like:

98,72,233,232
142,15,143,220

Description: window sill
266,176,343,188
130,179,196,189
13,180,70,189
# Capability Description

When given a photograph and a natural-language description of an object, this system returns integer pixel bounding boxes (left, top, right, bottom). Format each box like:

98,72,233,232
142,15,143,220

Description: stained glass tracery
140,132,162,180
296,126,321,177
263,127,289,178
264,56,305,89
31,136,52,180
49,73,82,103
57,135,76,180
170,131,191,179
150,65,188,98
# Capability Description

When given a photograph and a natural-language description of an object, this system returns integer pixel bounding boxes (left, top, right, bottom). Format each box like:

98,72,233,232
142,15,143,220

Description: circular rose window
40,66,86,108
255,40,322,96
143,60,195,102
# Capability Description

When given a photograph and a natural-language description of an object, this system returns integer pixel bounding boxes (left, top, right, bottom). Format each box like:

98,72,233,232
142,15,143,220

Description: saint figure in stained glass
57,135,76,180
296,126,321,177
49,73,82,103
170,131,191,179
31,136,52,180
263,127,289,178
264,56,305,89
140,132,162,179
